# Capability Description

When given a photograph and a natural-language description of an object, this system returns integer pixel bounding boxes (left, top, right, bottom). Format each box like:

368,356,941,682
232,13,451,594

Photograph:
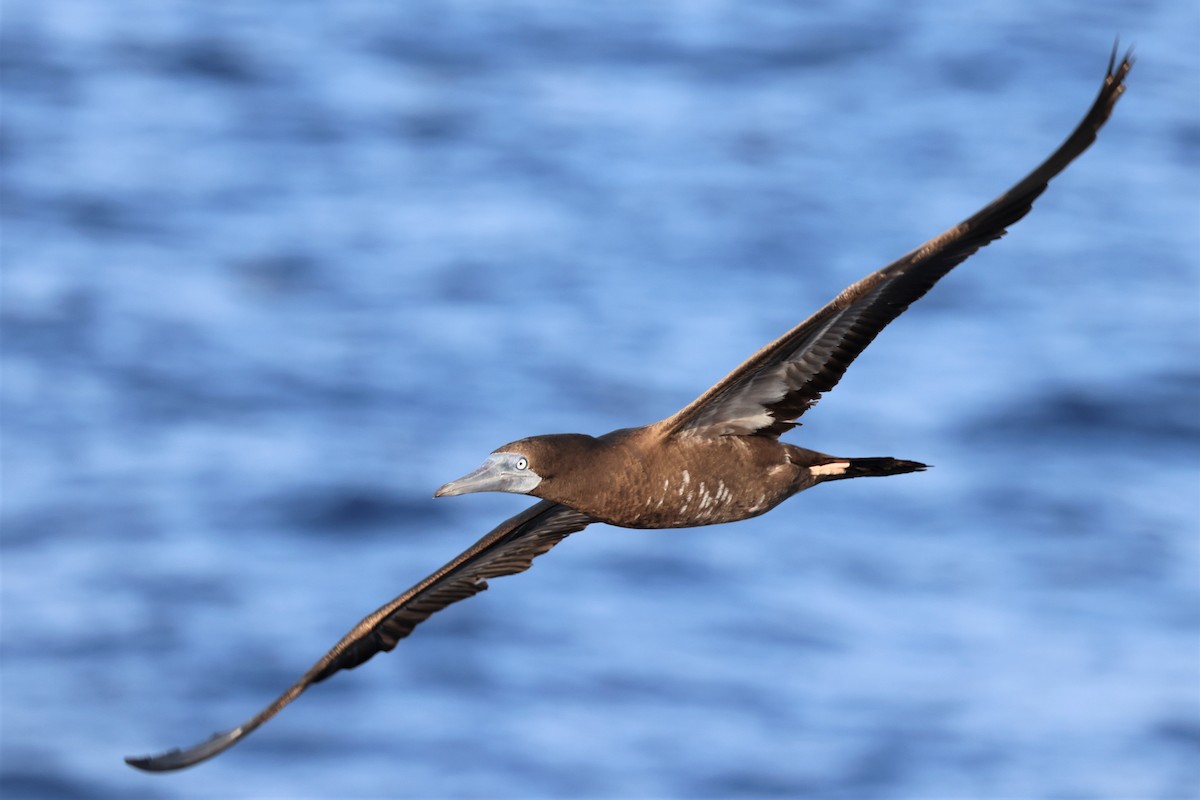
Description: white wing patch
810,461,850,477
671,314,847,436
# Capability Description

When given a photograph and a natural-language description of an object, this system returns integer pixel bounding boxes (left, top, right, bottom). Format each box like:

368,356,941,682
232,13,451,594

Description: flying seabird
127,49,1132,771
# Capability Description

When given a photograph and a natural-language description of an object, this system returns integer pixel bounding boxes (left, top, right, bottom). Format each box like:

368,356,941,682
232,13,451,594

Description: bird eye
515,457,528,471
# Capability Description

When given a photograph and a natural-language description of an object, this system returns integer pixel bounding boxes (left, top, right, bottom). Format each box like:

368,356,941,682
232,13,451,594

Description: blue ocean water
2,1,1198,798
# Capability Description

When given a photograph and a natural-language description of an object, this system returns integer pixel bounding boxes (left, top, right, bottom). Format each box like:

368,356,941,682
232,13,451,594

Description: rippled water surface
3,2,1198,798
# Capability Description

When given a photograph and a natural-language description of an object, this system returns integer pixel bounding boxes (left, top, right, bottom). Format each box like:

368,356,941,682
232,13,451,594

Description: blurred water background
3,1,1198,798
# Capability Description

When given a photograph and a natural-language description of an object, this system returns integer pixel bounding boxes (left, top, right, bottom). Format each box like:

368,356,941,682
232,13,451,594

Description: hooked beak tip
433,480,462,498
433,474,480,499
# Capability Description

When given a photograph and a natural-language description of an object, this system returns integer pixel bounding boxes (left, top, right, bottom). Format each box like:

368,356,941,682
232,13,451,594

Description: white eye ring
515,457,528,471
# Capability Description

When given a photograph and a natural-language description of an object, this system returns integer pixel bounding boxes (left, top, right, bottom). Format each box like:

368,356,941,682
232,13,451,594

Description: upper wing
125,500,593,771
659,48,1133,440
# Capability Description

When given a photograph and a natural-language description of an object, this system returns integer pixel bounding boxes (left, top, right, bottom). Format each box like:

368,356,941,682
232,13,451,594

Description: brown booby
127,49,1132,771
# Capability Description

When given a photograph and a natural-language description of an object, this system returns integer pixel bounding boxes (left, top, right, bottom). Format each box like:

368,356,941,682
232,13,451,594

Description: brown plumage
127,49,1132,772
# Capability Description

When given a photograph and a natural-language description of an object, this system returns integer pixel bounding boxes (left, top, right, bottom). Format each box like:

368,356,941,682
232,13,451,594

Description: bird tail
810,457,929,481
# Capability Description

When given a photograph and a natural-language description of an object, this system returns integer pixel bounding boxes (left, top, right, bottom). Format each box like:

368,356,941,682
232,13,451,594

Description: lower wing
125,500,593,771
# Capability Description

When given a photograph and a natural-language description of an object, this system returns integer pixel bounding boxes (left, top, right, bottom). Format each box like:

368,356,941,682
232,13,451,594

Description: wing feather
660,49,1132,439
125,500,592,771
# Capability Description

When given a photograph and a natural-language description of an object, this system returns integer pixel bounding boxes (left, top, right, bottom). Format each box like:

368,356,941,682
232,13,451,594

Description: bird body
126,48,1133,772
472,429,925,529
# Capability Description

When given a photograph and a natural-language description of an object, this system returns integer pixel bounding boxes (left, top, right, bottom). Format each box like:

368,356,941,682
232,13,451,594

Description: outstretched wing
660,49,1132,440
126,500,593,772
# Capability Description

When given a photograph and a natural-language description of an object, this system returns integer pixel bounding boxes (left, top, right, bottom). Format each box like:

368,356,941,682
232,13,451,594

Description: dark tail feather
818,457,929,481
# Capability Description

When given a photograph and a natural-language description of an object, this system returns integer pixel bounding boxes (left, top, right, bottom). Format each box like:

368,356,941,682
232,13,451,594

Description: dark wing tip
1109,38,1135,76
125,727,243,772
1104,41,1135,111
